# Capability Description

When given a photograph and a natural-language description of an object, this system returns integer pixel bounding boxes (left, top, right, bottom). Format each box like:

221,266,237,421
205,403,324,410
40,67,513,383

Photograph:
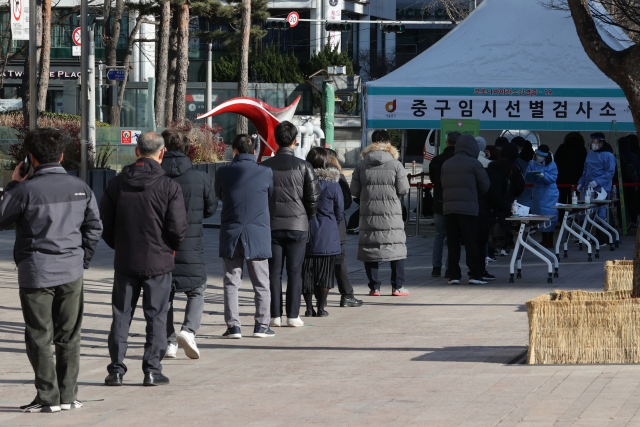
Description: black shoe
143,372,170,386
104,373,123,386
431,267,441,277
19,401,61,413
340,296,363,307
304,309,317,317
253,324,275,338
222,326,242,339
317,310,329,317
482,271,496,281
444,270,451,279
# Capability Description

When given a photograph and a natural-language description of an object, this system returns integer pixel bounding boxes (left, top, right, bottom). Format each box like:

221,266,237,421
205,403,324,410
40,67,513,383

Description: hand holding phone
19,155,31,178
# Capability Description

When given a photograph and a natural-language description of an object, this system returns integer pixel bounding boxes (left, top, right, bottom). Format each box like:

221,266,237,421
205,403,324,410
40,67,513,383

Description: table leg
556,211,568,259
567,218,594,262
595,209,619,248
509,224,524,283
585,212,612,257
526,234,559,278
517,225,554,283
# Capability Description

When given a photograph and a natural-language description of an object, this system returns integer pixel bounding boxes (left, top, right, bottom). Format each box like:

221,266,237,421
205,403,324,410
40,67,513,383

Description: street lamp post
80,0,89,182
28,0,37,130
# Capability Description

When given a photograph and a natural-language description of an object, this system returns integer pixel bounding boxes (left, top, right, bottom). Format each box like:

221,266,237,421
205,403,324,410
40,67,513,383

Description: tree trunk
37,0,51,111
21,0,43,127
236,0,251,134
566,0,640,296
165,35,177,125
155,0,170,127
172,2,189,124
105,0,125,126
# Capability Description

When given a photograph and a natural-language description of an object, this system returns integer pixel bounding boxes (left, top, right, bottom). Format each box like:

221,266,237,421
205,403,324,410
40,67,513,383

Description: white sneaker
448,279,460,285
469,278,488,285
177,331,200,359
270,317,281,327
500,249,510,256
61,400,83,410
287,317,304,327
164,343,178,359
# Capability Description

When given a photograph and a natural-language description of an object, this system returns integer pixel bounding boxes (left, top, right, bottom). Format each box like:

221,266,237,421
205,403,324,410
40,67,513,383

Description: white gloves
577,184,583,191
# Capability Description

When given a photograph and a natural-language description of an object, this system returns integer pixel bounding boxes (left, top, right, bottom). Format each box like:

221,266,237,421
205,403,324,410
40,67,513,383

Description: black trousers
445,213,482,280
19,276,83,406
334,244,354,297
107,272,172,375
269,230,307,319
477,214,491,273
364,259,405,291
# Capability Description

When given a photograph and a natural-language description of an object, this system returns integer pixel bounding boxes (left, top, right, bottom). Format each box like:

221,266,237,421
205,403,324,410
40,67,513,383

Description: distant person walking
0,128,102,413
261,121,320,327
216,135,274,338
302,147,344,317
441,134,490,285
350,130,410,296
101,132,187,387
429,131,459,278
160,130,218,359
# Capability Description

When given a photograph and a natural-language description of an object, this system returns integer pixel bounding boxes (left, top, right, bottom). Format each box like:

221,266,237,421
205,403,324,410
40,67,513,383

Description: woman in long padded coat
350,130,410,297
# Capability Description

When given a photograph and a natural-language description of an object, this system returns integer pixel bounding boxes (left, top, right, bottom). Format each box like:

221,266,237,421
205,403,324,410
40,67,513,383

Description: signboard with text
107,70,126,81
367,87,635,132
10,0,29,40
440,119,479,150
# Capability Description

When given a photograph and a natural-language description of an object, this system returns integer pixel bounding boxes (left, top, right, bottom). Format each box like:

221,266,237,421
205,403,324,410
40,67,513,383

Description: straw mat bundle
604,260,633,291
527,290,640,364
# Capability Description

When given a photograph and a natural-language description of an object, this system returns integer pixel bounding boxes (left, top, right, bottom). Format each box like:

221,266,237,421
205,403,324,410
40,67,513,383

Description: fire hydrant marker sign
11,0,29,41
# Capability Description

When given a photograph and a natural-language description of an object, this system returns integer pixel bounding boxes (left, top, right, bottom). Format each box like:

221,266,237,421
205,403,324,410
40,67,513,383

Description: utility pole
80,0,89,182
28,0,37,130
205,43,212,127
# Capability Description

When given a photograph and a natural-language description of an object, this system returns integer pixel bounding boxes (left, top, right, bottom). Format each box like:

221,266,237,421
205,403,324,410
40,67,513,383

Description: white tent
366,0,635,132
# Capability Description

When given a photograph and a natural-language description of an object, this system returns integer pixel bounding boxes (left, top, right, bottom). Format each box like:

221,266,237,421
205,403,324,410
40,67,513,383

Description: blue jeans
432,213,448,269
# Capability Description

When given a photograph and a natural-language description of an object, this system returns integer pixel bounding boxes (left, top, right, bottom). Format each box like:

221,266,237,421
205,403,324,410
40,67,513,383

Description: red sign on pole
287,12,299,28
72,27,81,46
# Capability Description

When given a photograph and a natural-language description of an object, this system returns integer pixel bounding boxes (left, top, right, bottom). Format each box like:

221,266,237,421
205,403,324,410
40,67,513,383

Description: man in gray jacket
351,130,410,296
441,134,491,285
0,128,103,413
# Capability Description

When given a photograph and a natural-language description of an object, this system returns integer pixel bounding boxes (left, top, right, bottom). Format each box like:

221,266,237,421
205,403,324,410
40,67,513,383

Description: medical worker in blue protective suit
577,132,617,220
525,145,559,248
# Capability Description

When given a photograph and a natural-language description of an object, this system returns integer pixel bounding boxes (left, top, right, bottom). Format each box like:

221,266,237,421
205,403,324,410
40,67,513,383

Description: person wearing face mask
524,145,559,248
577,133,617,221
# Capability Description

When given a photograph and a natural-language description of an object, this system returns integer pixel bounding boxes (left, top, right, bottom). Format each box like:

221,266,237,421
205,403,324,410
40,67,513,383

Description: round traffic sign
287,12,299,28
12,0,21,21
73,27,81,46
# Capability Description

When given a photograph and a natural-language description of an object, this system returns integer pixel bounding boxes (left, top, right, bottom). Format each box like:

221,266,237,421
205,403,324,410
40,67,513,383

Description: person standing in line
302,147,344,317
101,132,187,387
619,135,639,228
476,136,491,168
578,133,617,221
525,145,559,248
554,132,587,204
0,128,102,413
160,130,217,359
512,136,533,208
261,121,320,327
429,131,459,278
350,130,410,296
441,134,490,285
326,154,363,307
216,134,275,338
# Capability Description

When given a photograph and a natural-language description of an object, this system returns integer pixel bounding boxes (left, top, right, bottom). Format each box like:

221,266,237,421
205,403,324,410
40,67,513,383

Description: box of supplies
526,289,640,364
604,260,633,291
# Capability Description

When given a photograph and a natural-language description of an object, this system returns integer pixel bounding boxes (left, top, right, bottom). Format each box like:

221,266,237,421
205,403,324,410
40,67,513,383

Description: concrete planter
192,161,229,187
67,170,117,204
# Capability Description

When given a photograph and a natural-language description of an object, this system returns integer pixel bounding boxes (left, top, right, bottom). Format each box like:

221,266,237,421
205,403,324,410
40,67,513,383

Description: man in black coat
160,130,217,360
428,131,459,278
100,131,187,387
216,135,274,338
555,132,588,204
261,121,320,327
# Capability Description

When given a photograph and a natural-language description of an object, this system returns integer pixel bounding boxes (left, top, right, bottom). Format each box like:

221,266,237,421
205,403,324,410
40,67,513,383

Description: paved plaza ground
0,183,639,426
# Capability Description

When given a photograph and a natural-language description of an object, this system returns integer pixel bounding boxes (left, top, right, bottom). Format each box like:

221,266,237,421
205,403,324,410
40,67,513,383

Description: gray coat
350,143,410,263
0,164,103,288
441,135,491,217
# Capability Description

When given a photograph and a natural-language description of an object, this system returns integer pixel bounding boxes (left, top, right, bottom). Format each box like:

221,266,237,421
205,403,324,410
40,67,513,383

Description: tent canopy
366,0,636,132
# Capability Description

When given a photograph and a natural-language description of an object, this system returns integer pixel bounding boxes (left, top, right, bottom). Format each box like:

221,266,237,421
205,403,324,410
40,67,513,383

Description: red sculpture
197,96,301,160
